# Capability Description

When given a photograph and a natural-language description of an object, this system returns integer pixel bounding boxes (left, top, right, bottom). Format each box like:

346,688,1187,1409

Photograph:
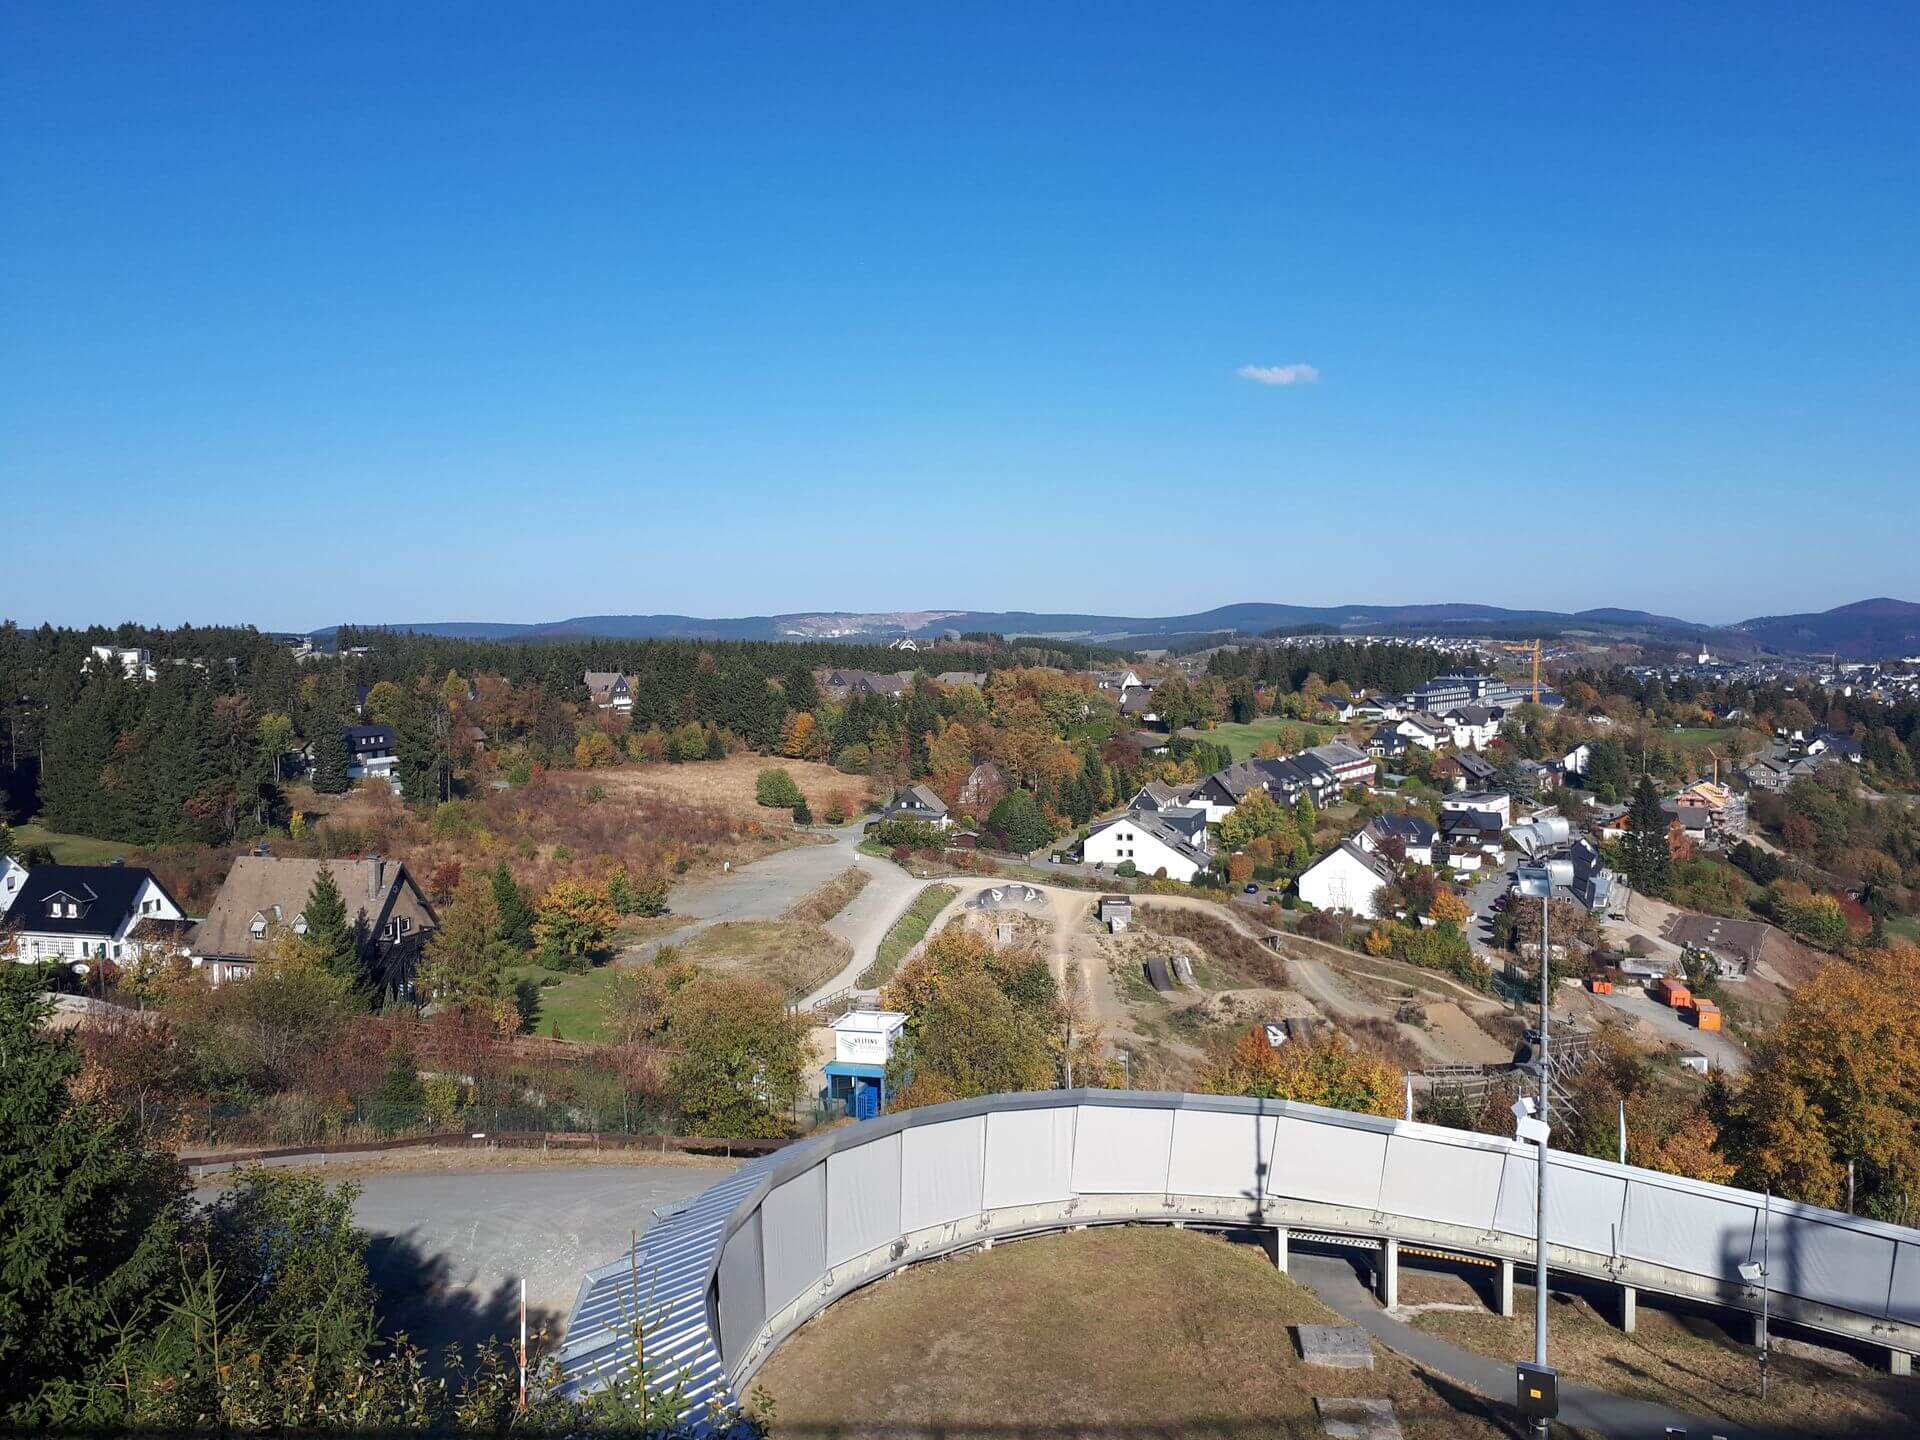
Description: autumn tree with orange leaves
1199,1028,1402,1117
1714,942,1920,1222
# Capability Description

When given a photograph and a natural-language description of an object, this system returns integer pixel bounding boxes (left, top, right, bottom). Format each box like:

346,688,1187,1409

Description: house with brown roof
191,855,438,991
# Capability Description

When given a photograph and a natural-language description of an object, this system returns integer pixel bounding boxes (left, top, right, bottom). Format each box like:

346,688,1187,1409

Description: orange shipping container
1693,1001,1722,1032
1652,978,1692,1007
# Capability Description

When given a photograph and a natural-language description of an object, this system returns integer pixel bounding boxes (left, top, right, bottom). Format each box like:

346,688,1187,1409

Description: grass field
755,1226,1517,1439
1402,1267,1919,1438
670,919,850,999
9,820,133,865
1180,716,1337,761
858,883,958,988
1665,727,1744,751
509,963,620,1043
559,755,874,824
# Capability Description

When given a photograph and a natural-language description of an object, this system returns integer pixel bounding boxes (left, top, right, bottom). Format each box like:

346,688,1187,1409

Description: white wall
1297,847,1387,917
1084,822,1202,882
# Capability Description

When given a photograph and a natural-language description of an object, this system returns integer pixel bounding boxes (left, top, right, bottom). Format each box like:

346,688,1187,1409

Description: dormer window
292,914,308,936
250,912,268,939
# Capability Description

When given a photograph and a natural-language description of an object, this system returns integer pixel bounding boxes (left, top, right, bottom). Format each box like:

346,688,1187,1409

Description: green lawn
10,820,134,865
1178,717,1336,761
509,962,620,1043
1666,727,1742,751
858,883,959,988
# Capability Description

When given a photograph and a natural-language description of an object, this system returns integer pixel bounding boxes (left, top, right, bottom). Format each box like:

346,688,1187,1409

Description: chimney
368,854,385,900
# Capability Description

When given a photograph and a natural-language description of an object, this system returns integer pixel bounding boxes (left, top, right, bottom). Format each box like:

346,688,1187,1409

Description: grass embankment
781,866,871,926
672,921,850,1000
756,1226,1518,1439
11,821,135,865
1403,1270,1919,1437
1179,717,1337,761
858,884,958,989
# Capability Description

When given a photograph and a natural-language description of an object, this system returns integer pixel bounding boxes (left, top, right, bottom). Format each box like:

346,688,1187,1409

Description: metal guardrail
558,1089,1920,1414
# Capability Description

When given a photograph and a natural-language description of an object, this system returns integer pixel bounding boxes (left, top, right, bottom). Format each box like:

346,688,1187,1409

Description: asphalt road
340,1163,728,1352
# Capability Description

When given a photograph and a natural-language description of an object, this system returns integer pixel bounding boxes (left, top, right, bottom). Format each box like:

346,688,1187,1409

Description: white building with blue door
824,1010,906,1116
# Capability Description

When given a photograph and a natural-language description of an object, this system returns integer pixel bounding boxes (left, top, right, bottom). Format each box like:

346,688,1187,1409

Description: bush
755,767,805,808
871,817,948,851
1115,860,1138,878
792,801,813,826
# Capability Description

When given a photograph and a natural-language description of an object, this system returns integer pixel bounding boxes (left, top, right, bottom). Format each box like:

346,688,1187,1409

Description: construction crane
1495,638,1543,704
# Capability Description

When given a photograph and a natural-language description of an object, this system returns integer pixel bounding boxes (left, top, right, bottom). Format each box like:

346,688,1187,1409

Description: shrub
755,767,805,808
986,790,1054,853
1115,860,1138,878
792,801,813,826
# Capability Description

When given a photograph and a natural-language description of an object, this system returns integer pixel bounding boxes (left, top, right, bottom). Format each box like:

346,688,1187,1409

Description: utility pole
1515,851,1572,1439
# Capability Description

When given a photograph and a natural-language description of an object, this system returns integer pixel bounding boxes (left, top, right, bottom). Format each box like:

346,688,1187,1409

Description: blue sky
4,3,1916,631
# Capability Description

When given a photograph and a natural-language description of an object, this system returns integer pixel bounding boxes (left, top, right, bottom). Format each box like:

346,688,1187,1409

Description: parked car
1243,883,1260,894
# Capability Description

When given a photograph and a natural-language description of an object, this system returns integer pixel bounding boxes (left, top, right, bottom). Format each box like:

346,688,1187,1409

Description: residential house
1128,779,1195,812
0,853,27,914
1805,728,1863,764
819,669,913,700
1191,757,1339,824
880,783,951,829
1090,668,1143,693
1296,841,1396,917
1357,812,1436,867
934,671,988,689
1436,811,1507,872
1118,686,1159,723
1440,790,1513,826
956,762,1009,814
345,725,400,788
1082,810,1211,882
1740,758,1793,793
1388,713,1447,751
584,671,634,712
1447,751,1498,791
1515,758,1559,793
1561,743,1592,779
1366,725,1409,761
1440,704,1501,751
1305,739,1375,790
88,644,158,681
6,863,188,965
191,855,438,992
1116,730,1171,759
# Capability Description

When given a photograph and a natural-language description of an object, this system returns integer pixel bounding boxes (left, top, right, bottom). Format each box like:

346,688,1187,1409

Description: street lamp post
1515,850,1574,1438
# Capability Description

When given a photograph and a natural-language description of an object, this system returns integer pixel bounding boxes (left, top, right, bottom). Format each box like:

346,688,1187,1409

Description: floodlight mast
1515,857,1571,1438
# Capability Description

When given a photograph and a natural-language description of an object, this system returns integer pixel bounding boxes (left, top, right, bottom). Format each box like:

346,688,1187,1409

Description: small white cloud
1237,362,1320,386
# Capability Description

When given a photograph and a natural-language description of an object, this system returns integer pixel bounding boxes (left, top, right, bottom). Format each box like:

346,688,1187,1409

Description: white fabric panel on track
1621,1177,1758,1282
1767,1212,1900,1317
1492,1152,1629,1256
760,1166,828,1316
1378,1132,1506,1229
1071,1104,1175,1194
1889,1242,1920,1325
1267,1114,1386,1210
982,1106,1078,1210
900,1116,987,1231
716,1211,766,1364
826,1132,903,1268
1167,1107,1279,1202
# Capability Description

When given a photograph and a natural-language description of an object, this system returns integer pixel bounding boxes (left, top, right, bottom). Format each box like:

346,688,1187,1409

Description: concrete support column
1495,1259,1514,1318
1265,1225,1290,1274
1889,1350,1912,1378
1619,1284,1637,1335
1378,1237,1399,1308
1172,1220,1186,1229
979,1236,994,1252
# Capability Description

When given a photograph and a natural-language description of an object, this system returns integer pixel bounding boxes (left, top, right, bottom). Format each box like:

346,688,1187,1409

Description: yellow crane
1495,638,1543,704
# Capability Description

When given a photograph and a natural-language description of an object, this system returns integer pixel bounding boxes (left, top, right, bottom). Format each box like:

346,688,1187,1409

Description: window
292,915,308,936
250,913,267,939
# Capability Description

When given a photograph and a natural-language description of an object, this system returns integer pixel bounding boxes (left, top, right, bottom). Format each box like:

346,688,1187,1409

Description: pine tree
310,711,350,794
491,861,535,952
0,969,184,1420
304,865,361,985
1624,775,1672,897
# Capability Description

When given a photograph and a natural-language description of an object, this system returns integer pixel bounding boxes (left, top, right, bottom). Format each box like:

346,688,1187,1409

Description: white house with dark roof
584,671,634,712
1083,811,1211,882
0,853,29,915
880,783,951,829
1440,704,1501,751
6,863,188,964
1296,841,1395,917
1358,812,1437,867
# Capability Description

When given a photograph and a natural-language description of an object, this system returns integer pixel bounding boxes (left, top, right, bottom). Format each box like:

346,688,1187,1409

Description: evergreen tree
0,969,184,1422
304,865,362,985
391,685,450,803
309,711,350,794
491,861,536,951
1623,775,1672,897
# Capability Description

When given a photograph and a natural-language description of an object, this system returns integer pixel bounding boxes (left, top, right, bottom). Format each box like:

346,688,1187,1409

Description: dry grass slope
781,866,872,927
756,1225,1522,1439
670,920,851,1001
